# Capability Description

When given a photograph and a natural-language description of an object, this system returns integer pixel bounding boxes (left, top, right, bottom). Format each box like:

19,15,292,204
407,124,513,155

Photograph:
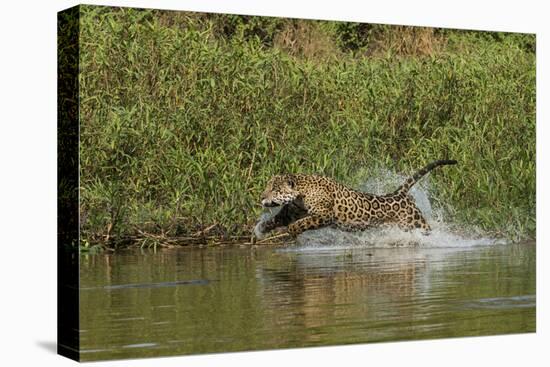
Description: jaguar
255,159,457,238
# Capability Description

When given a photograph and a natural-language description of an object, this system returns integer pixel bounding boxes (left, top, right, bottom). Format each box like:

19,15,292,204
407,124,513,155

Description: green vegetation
76,5,535,248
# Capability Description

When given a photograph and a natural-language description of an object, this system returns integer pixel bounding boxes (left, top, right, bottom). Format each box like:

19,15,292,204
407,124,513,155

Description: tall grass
76,6,535,246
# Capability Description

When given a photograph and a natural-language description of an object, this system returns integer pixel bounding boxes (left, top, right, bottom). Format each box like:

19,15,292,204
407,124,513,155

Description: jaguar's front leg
255,204,308,239
287,215,333,237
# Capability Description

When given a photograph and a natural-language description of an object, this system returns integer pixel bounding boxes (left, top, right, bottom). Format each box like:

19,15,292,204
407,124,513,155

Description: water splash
256,167,506,248
296,225,504,249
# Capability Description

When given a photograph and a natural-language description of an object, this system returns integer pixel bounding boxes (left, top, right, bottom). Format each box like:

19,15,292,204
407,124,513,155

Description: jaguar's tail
394,159,457,195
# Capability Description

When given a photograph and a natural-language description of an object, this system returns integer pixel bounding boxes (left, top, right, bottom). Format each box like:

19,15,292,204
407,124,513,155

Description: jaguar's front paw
273,226,288,234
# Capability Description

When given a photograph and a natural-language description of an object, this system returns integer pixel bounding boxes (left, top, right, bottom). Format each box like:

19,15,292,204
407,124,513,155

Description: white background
0,0,548,365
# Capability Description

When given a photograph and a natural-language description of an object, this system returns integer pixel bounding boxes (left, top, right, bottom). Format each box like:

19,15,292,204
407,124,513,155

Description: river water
79,240,535,361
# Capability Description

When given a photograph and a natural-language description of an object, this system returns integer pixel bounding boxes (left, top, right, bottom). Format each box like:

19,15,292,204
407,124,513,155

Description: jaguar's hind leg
398,221,431,235
398,207,431,235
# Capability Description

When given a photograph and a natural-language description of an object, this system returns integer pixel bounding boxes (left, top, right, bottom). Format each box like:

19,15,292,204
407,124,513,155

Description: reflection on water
79,242,535,361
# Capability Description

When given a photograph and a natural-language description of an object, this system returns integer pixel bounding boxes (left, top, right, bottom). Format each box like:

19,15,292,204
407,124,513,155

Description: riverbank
73,6,535,250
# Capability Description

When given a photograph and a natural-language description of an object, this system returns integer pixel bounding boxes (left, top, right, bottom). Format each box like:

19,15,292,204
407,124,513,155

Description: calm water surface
79,242,535,361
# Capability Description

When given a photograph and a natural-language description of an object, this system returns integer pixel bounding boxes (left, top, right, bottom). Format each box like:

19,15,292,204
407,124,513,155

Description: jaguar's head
260,175,299,207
